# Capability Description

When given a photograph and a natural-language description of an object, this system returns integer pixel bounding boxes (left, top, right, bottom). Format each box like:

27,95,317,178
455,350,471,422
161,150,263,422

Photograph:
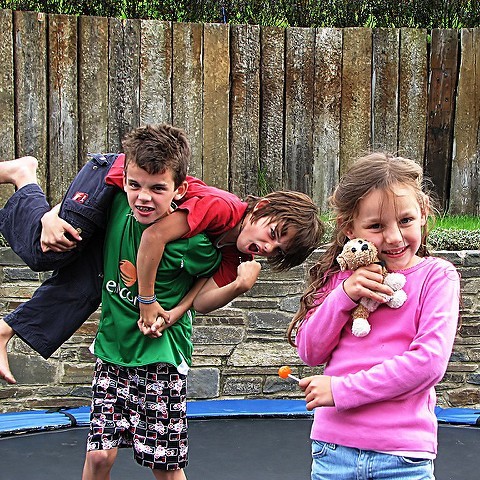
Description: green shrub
2,0,480,28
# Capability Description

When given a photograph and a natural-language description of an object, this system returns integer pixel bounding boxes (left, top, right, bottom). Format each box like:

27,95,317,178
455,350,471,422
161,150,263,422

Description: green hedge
1,0,480,28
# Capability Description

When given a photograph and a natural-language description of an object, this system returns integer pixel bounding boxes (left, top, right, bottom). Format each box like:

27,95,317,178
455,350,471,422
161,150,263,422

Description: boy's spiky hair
122,123,190,188
245,191,324,271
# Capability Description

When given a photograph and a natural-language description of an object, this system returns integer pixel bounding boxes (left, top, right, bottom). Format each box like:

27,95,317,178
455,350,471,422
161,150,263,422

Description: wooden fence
0,9,479,214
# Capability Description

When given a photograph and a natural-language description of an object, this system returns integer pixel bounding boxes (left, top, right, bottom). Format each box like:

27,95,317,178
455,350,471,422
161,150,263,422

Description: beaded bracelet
137,294,157,304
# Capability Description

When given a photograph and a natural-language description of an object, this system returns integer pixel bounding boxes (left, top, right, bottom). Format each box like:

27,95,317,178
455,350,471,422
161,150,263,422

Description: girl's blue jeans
311,440,434,480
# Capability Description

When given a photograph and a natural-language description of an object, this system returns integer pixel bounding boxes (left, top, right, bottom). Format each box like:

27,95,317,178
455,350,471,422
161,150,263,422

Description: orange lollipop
278,365,300,382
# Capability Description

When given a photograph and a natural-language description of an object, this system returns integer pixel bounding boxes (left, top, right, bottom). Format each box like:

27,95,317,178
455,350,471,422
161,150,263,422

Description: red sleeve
178,196,245,238
105,154,125,188
177,176,247,238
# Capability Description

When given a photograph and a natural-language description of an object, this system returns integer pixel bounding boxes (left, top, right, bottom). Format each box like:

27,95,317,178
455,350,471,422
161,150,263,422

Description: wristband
137,294,157,305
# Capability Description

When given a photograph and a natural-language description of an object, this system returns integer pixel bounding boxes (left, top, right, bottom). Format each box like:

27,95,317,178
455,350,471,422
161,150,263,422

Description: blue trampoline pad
0,400,478,480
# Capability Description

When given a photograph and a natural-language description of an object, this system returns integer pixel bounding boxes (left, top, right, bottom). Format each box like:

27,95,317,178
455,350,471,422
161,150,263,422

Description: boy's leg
0,319,15,384
82,449,118,480
0,153,118,272
4,230,105,359
0,153,118,380
152,469,187,480
0,156,38,189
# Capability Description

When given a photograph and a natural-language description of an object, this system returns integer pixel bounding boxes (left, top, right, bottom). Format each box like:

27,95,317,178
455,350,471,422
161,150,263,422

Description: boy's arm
137,210,190,327
193,259,261,313
138,277,208,338
40,204,82,252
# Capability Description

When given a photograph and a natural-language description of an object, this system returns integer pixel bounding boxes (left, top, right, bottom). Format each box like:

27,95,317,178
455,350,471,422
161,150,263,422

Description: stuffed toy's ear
337,254,348,271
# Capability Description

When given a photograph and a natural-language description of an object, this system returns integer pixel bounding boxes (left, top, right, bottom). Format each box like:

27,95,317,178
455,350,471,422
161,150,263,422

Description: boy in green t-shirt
82,124,220,480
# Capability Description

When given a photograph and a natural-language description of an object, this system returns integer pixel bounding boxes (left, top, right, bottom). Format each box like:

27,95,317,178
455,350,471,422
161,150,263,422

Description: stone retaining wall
1,248,479,412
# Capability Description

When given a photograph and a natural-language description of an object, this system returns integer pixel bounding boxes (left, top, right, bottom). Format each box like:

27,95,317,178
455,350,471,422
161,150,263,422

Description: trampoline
0,399,478,479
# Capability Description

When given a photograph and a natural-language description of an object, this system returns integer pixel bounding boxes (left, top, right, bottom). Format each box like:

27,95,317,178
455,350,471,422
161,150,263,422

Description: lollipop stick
287,373,300,382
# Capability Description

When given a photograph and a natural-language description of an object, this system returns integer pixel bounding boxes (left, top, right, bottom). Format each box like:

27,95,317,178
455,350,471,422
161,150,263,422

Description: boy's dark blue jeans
0,153,119,358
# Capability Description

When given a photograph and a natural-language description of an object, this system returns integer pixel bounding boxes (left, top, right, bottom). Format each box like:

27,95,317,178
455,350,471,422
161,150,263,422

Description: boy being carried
0,126,324,384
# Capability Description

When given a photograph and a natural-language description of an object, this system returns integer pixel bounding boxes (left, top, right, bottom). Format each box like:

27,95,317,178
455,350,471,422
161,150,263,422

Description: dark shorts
87,359,188,471
0,153,119,357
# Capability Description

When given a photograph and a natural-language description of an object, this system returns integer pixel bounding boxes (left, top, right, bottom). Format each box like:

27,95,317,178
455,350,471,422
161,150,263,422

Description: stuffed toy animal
336,238,407,337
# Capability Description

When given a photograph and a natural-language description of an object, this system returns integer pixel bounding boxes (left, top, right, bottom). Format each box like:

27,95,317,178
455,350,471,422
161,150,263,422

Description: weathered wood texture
425,29,459,211
398,29,428,164
372,28,399,153
48,14,78,206
0,10,478,214
172,22,203,179
0,9,15,206
260,26,284,193
79,15,109,164
312,28,342,211
108,18,140,153
340,28,372,175
203,23,229,189
285,27,315,195
140,20,172,126
450,28,480,215
230,24,260,199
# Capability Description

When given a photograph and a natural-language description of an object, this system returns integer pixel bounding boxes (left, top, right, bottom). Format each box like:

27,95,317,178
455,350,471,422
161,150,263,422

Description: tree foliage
1,0,480,28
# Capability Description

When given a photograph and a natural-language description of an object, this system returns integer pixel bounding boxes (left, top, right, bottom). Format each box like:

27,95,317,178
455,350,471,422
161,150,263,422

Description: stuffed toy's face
337,238,379,271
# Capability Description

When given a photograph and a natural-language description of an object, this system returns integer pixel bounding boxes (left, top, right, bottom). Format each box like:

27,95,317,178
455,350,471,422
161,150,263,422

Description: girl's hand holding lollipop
278,365,300,382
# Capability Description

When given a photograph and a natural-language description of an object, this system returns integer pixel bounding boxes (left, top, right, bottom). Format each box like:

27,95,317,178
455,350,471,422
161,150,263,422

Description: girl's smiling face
344,184,428,271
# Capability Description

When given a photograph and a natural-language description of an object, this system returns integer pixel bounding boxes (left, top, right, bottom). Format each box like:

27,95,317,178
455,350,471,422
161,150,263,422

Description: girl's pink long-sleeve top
296,256,460,455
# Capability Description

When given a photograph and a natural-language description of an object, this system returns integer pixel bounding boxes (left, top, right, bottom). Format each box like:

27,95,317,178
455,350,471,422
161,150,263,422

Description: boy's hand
137,317,166,338
138,304,188,338
138,301,169,330
299,375,335,410
40,204,82,252
343,264,393,303
235,260,262,293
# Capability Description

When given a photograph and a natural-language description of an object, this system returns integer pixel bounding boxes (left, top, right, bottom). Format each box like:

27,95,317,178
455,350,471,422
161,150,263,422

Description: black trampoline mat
0,418,478,479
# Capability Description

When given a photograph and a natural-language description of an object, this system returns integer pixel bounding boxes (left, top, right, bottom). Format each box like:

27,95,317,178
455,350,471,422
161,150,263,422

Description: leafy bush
1,0,480,27
427,229,480,251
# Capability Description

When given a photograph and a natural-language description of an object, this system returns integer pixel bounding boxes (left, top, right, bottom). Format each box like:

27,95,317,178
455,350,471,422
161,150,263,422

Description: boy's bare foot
0,319,16,384
0,156,38,190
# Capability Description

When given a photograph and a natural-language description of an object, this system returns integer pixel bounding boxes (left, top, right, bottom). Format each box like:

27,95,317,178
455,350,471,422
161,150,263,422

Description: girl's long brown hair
286,152,435,346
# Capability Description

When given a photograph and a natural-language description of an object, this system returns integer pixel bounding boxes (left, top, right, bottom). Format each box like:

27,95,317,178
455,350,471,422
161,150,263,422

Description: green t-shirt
93,192,221,370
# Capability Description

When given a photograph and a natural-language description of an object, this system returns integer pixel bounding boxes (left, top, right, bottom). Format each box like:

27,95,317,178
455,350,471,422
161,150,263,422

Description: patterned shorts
86,359,188,470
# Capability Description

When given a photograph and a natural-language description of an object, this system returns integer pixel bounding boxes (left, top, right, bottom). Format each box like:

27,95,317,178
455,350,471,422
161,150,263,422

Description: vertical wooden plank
140,20,172,125
13,10,48,185
398,28,428,164
172,22,203,179
108,17,140,152
285,27,315,195
425,29,458,212
372,28,399,153
48,14,78,205
0,9,15,204
312,27,342,211
230,24,260,198
79,15,109,164
203,22,229,190
450,28,480,215
259,26,285,193
340,27,372,174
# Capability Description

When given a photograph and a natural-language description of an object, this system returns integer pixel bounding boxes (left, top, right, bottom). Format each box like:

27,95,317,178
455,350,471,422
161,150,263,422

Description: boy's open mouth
248,243,259,254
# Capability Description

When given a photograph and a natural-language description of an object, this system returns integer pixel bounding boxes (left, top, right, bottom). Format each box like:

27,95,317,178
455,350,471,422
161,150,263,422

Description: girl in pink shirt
287,153,460,480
